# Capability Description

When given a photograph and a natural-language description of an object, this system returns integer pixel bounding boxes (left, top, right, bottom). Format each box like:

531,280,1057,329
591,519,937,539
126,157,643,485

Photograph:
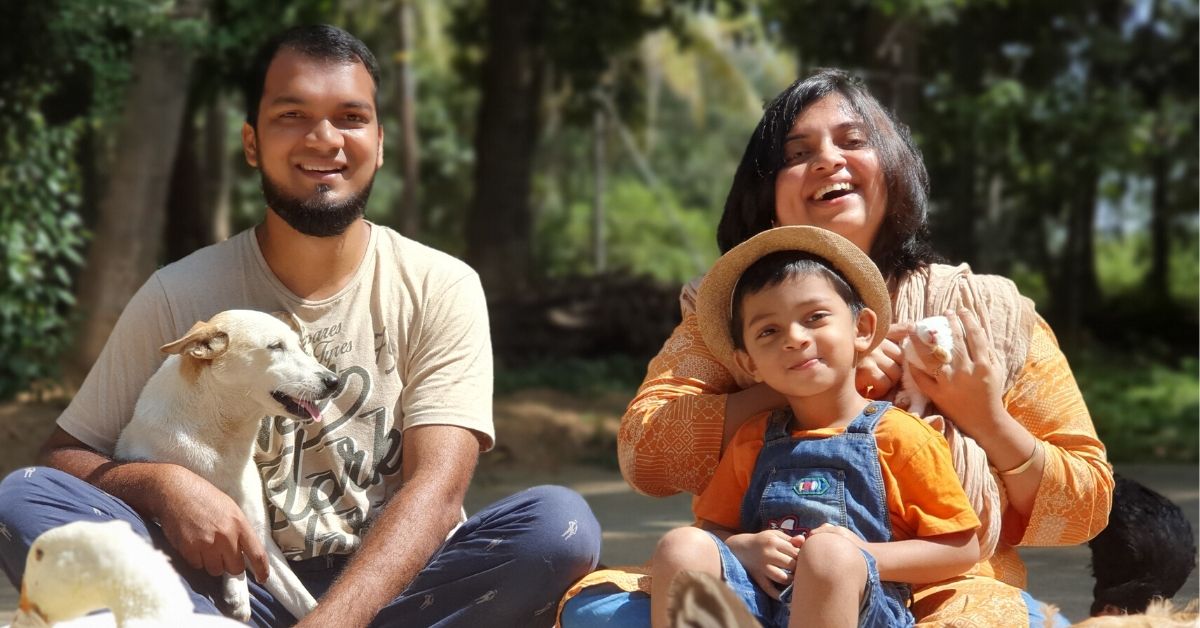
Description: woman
561,69,1112,627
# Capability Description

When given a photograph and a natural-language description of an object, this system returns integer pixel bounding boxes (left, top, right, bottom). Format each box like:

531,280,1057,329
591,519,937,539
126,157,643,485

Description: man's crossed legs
0,467,600,627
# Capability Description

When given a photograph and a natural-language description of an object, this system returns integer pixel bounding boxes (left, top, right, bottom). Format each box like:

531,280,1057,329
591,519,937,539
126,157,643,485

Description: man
0,24,600,628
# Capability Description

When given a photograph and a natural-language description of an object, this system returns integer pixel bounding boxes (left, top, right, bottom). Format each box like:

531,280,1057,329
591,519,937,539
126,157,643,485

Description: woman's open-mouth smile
808,181,859,208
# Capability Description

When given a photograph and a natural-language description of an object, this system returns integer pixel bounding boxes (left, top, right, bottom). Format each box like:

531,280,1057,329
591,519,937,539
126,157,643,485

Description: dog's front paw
222,573,253,622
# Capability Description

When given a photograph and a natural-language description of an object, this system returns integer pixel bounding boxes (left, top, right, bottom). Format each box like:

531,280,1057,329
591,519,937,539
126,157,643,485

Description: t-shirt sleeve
57,274,178,454
399,268,495,450
877,409,981,539
693,417,766,530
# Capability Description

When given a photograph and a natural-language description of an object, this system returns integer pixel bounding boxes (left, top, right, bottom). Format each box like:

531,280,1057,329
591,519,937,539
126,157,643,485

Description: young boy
650,226,981,628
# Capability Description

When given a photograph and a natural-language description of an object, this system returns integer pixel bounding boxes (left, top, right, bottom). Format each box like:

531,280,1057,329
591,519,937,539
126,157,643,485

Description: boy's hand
726,530,800,600
856,331,905,399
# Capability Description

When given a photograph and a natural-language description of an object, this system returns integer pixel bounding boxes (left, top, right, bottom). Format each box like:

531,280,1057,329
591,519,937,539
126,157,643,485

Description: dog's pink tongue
301,400,322,422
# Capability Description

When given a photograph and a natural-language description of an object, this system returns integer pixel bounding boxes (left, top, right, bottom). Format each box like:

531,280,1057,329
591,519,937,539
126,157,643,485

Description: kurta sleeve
618,312,741,497
692,418,766,529
1001,317,1114,546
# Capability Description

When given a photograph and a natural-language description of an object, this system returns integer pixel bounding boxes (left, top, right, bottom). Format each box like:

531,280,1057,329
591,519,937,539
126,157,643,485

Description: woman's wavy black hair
717,69,939,282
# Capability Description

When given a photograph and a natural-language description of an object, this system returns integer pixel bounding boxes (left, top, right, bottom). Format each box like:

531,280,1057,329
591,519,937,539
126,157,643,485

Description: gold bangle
999,441,1041,476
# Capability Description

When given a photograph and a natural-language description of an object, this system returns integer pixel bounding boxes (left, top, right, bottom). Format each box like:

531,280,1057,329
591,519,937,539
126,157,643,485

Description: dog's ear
271,311,304,337
160,321,229,360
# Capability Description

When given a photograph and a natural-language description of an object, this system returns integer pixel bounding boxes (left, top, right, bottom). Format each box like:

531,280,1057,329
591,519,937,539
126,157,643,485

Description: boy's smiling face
734,273,875,400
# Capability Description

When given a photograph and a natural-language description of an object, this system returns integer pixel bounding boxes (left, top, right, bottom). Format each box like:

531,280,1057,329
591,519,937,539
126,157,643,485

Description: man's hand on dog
154,465,270,583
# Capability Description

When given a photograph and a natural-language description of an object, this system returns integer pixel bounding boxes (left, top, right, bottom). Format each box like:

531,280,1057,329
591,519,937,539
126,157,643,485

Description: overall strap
763,409,793,444
845,401,891,435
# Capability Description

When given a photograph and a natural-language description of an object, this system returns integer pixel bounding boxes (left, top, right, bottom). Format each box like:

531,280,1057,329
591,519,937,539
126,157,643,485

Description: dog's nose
321,373,340,394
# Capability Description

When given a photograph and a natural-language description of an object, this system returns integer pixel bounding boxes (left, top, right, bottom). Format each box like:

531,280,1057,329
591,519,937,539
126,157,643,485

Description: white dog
115,309,338,622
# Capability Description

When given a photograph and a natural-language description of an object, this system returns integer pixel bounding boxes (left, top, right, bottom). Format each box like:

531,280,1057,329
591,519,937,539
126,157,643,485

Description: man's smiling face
242,48,383,237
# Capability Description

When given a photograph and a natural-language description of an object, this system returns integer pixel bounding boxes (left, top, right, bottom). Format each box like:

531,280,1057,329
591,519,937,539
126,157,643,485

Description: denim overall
729,401,914,627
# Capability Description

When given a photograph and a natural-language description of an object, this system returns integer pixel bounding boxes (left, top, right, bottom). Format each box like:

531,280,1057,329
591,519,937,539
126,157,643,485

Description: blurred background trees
0,0,1195,461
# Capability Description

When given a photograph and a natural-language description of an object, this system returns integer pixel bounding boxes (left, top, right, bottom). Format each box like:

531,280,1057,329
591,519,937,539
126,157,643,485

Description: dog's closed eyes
160,310,338,426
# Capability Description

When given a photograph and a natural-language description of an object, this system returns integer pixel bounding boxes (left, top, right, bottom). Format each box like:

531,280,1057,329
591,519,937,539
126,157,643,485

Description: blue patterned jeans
0,466,601,627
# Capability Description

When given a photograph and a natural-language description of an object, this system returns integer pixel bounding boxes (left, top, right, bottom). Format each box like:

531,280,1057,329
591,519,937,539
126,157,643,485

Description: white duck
7,520,243,627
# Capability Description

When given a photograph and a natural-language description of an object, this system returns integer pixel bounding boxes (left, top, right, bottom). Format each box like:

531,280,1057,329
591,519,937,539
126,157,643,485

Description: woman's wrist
975,407,1039,472
998,440,1041,476
981,408,1046,520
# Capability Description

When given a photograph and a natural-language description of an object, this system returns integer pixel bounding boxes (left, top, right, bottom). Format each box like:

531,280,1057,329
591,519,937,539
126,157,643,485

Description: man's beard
260,172,374,237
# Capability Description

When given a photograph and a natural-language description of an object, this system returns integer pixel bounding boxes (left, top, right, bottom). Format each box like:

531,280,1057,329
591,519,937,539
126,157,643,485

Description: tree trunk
592,107,606,273
936,127,979,265
165,102,205,264
1055,165,1100,352
205,96,232,243
1148,118,1170,303
869,15,920,124
71,29,200,379
980,172,1006,274
165,95,231,262
393,0,422,237
465,0,544,300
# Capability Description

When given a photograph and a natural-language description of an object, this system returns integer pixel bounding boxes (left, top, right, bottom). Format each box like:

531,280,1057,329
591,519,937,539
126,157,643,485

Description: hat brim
695,226,892,371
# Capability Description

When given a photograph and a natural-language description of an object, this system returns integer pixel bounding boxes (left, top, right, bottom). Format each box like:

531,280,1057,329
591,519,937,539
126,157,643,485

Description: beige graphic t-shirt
58,223,494,559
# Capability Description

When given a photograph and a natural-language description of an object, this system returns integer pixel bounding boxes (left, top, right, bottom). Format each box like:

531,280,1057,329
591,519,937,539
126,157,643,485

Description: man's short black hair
730,251,865,351
244,24,381,128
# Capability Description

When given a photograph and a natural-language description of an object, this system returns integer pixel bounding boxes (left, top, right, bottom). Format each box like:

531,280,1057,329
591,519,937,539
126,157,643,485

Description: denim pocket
756,466,847,537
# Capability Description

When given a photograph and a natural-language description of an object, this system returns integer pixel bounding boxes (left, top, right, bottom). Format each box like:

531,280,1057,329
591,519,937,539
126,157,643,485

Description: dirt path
0,395,65,475
465,463,1199,623
0,387,627,479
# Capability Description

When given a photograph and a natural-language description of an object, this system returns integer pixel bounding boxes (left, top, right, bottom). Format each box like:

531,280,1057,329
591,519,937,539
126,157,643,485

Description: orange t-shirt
694,406,980,540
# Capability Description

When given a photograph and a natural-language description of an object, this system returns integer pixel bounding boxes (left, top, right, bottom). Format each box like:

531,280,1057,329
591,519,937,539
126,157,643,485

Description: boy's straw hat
696,225,892,370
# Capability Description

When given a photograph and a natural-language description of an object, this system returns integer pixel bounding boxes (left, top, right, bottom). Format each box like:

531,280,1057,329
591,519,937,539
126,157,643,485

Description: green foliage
19,0,211,121
197,0,338,105
1093,230,1199,311
1094,235,1151,298
0,0,218,400
1005,261,1050,310
449,0,669,124
1169,231,1200,305
494,355,645,396
391,22,483,254
1075,350,1199,463
0,94,88,399
536,177,715,283
0,0,1193,458
527,7,783,286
